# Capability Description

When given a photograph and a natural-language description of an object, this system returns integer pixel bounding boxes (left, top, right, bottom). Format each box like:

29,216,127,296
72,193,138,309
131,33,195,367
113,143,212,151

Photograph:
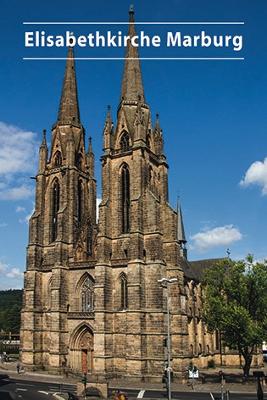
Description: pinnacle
57,47,81,126
120,8,145,104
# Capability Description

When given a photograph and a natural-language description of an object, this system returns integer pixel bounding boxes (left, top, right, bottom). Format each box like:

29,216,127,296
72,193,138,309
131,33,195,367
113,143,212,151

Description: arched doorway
69,323,94,373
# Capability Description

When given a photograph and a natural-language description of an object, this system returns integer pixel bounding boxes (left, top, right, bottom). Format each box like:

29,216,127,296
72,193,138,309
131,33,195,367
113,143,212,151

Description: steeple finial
88,136,93,153
41,129,47,146
155,113,161,131
104,105,113,129
120,7,145,104
129,4,134,20
177,198,187,245
57,47,81,126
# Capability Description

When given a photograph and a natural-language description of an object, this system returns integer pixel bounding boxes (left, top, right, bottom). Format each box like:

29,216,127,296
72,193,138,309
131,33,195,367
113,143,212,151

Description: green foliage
203,255,267,375
0,290,22,333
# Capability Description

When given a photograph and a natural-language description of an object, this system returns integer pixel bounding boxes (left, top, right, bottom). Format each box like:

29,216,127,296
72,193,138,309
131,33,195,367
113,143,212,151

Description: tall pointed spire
104,105,113,130
154,113,161,133
121,6,145,104
40,129,47,148
177,199,186,245
57,47,81,126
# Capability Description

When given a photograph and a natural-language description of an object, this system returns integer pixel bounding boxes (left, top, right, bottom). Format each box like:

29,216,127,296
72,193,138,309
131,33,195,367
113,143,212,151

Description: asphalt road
0,374,77,399
0,374,262,400
111,388,261,400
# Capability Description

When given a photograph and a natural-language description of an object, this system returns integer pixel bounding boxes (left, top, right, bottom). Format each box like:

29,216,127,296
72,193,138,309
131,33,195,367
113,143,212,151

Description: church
20,8,247,381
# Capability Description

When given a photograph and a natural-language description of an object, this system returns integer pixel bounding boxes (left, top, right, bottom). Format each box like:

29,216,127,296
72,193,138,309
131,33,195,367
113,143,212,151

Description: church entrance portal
69,324,94,373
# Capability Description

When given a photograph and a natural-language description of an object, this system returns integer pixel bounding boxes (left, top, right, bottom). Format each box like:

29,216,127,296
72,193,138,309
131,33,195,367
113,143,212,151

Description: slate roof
180,258,224,282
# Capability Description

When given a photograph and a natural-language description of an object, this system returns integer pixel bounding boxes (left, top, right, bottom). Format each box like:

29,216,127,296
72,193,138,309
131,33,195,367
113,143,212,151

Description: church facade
20,9,250,380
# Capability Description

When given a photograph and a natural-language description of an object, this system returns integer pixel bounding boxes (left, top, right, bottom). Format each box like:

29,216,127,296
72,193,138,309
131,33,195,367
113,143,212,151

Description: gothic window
51,178,60,242
54,151,62,167
76,153,83,169
87,225,93,256
81,276,94,312
146,134,151,149
120,273,128,310
77,180,83,224
120,132,130,152
121,164,130,233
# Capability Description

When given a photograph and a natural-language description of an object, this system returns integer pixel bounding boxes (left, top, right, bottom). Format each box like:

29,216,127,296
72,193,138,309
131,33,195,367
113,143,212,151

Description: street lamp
158,277,178,400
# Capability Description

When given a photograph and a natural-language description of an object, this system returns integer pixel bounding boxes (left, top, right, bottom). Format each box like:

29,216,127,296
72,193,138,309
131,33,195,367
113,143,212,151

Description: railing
67,311,94,319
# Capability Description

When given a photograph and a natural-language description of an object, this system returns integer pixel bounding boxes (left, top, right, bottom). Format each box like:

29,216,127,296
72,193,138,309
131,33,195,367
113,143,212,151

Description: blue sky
1,0,267,289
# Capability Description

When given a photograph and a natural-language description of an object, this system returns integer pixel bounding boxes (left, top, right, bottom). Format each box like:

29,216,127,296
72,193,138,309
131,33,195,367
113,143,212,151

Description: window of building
81,276,94,312
51,179,60,242
87,225,93,256
146,134,151,149
76,153,83,169
54,151,62,167
121,164,130,233
77,180,83,224
120,132,130,152
120,273,128,310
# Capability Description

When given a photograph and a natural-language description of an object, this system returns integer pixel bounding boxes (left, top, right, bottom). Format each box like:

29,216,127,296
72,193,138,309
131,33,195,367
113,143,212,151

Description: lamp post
158,277,178,400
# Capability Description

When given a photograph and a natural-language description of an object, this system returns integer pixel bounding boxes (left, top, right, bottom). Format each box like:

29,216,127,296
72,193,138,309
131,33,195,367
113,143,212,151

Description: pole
220,372,224,400
167,283,171,400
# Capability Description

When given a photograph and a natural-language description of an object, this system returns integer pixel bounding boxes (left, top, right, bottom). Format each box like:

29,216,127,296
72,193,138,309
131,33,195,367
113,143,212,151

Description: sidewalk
0,361,266,395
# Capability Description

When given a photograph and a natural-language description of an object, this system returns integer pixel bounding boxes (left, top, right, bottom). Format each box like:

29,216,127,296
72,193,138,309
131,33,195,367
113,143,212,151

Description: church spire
57,47,81,126
177,199,186,245
177,199,187,259
121,6,145,104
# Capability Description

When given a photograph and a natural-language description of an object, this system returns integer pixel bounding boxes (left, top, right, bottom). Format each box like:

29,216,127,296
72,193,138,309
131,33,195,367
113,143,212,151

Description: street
0,374,76,399
0,374,263,400
111,388,261,400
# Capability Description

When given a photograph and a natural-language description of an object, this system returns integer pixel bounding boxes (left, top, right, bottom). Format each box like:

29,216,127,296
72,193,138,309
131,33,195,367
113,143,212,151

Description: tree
0,290,22,333
203,255,267,376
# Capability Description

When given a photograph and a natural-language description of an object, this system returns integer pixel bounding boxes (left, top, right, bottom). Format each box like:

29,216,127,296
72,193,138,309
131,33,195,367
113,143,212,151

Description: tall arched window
51,179,60,242
87,225,93,256
54,151,62,167
81,276,94,312
120,132,130,152
76,153,83,169
120,273,128,310
77,180,83,224
121,164,130,233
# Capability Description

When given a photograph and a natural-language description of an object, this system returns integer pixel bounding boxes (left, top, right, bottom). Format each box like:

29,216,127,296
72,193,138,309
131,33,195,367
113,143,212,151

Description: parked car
263,349,267,362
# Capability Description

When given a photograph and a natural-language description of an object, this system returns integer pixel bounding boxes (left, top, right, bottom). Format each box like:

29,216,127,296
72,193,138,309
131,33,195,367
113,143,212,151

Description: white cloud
0,261,7,274
190,224,242,251
0,185,33,201
240,157,267,195
6,267,23,279
0,121,38,201
19,206,34,224
0,260,23,281
16,206,26,213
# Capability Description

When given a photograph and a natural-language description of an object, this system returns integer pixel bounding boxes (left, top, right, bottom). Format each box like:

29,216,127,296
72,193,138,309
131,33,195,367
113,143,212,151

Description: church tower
20,47,97,372
93,7,189,380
